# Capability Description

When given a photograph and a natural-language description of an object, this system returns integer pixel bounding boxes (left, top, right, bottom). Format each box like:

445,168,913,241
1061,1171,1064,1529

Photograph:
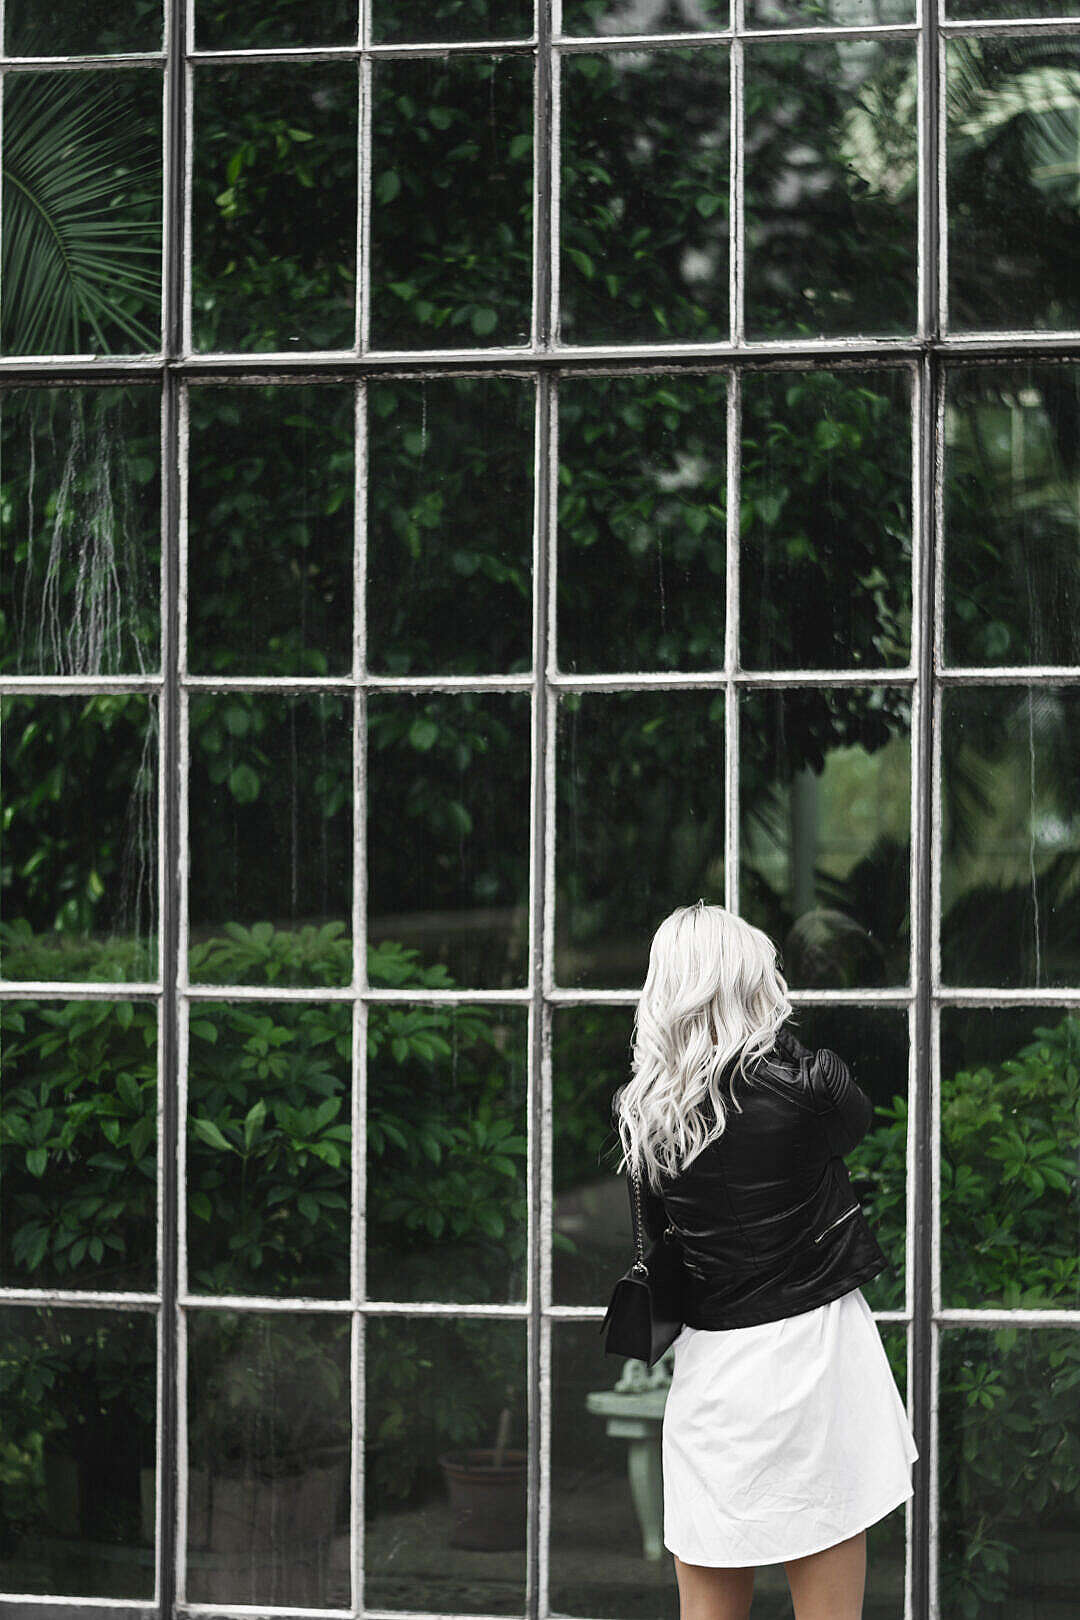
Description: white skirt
662,1285,919,1567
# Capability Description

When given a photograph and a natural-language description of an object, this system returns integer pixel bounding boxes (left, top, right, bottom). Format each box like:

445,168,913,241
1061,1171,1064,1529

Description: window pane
187,383,355,677
367,1004,527,1303
373,0,534,42
1,71,162,357
944,364,1080,667
0,1307,156,1599
939,1328,1080,1617
770,1005,908,1312
193,65,357,353
946,0,1076,19
744,40,917,338
561,47,730,345
187,1000,352,1299
552,1006,634,1307
186,1310,350,1607
941,1008,1080,1312
0,695,158,983
367,377,535,676
555,690,727,989
195,0,357,48
370,55,533,350
366,692,532,989
364,1316,526,1612
739,686,912,988
1,1001,157,1292
561,0,728,35
557,373,727,674
4,0,161,61
941,687,1080,988
741,368,912,670
188,693,352,988
551,1319,912,1613
0,386,161,677
947,37,1080,333
746,0,913,23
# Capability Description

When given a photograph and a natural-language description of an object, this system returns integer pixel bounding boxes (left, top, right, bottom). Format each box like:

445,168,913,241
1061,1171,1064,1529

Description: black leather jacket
613,1023,889,1330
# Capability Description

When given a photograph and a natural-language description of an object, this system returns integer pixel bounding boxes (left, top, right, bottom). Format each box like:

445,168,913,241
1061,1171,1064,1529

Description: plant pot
186,1459,347,1605
437,1448,527,1551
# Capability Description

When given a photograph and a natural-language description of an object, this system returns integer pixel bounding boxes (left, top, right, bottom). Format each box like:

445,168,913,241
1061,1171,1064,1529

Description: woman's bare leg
672,1553,755,1620
783,1529,866,1620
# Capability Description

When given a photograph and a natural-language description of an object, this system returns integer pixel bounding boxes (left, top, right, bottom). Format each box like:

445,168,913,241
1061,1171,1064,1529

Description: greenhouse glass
0,0,1078,1617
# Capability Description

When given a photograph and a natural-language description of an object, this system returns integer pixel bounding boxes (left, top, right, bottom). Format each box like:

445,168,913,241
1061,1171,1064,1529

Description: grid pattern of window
2,1,1080,1618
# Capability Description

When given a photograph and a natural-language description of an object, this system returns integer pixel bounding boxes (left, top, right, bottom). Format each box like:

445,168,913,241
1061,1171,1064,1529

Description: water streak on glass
0,387,161,678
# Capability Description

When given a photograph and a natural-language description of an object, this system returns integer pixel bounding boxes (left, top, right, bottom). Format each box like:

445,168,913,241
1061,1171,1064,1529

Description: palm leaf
2,71,162,355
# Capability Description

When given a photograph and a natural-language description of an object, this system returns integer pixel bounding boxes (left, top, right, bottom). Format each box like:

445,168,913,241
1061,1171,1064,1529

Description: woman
609,902,918,1620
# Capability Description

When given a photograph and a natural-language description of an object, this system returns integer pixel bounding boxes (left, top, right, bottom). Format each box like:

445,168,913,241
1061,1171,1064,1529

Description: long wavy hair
611,901,796,1192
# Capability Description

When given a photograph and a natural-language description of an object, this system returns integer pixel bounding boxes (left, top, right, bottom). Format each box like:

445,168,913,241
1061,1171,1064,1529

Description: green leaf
244,1098,267,1150
228,763,261,804
471,307,498,336
26,1146,47,1177
192,1117,234,1153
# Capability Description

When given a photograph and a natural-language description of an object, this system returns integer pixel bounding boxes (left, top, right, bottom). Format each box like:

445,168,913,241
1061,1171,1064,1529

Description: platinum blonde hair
612,901,795,1192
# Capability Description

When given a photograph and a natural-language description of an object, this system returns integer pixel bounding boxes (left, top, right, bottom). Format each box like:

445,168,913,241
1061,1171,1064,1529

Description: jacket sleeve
809,1046,874,1158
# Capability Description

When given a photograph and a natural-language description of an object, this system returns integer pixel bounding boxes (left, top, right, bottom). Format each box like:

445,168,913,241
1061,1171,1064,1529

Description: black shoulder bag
598,1167,686,1367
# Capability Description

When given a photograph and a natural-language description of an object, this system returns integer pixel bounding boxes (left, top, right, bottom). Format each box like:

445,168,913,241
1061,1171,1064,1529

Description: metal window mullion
724,369,739,909
529,288,555,1613
730,3,744,346
357,48,370,352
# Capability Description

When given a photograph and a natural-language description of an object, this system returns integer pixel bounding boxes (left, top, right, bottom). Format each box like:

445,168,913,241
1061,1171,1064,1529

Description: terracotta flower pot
437,1448,527,1551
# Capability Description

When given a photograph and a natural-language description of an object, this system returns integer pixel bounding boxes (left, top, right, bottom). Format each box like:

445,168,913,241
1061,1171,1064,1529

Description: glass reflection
373,0,534,42
940,1329,1080,1616
364,1316,526,1613
944,364,1080,667
5,0,161,53
557,373,727,674
947,0,1068,13
366,1004,527,1304
187,384,355,677
947,37,1080,333
0,1307,156,1598
551,1319,912,1615
552,1006,639,1307
367,377,534,676
193,65,357,353
941,686,1080,988
366,692,531,989
746,0,912,23
0,695,158,983
562,0,728,33
370,55,533,350
0,386,161,677
196,0,357,48
0,1001,157,1293
187,693,352,988
187,1001,352,1299
739,686,912,988
186,1310,350,1608
560,48,729,345
744,41,917,338
941,1009,1080,1311
2,72,162,356
554,690,727,990
741,369,912,670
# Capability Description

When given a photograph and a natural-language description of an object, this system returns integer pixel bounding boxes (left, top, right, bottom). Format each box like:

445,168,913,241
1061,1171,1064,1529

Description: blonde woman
609,902,918,1620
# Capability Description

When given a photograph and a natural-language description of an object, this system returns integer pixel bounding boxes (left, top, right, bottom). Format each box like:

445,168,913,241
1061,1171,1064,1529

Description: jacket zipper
812,1202,860,1243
